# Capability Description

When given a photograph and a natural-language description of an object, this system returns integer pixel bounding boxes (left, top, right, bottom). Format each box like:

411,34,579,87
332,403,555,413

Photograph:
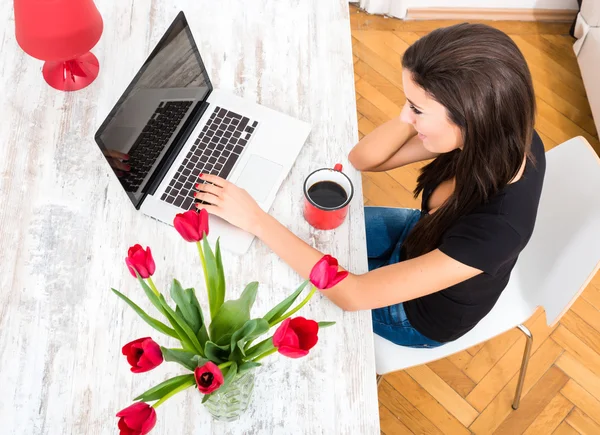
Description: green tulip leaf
171,280,200,332
221,362,238,391
263,280,309,324
214,238,226,314
230,318,270,359
205,341,230,363
318,321,336,328
239,361,261,373
161,347,201,371
158,294,204,355
202,237,223,320
201,393,211,404
112,289,178,339
244,337,274,361
134,374,195,402
154,300,194,352
185,288,210,347
209,282,259,346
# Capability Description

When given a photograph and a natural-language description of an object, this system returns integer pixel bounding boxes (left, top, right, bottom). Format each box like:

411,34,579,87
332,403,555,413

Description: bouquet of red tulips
113,209,348,434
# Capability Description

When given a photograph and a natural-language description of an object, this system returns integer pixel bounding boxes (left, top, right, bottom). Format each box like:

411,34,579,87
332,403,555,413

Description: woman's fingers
104,149,130,160
194,192,221,205
195,181,222,197
196,202,219,216
197,203,229,226
109,158,131,171
199,173,227,188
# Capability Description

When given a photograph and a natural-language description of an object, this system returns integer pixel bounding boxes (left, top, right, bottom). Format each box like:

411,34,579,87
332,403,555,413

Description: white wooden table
0,1,379,433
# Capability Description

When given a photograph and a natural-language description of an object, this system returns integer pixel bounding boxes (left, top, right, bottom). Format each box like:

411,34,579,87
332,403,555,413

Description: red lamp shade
14,0,104,91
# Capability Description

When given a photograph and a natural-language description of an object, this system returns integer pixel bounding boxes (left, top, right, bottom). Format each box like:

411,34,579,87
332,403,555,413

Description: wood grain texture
355,78,402,119
0,1,379,434
553,421,580,435
565,407,600,435
570,297,600,332
405,365,478,427
463,328,522,383
561,311,600,355
555,352,600,402
357,116,377,137
427,358,475,398
379,403,413,435
447,351,473,371
385,371,470,435
363,172,419,208
561,380,600,427
352,38,404,90
466,309,550,412
469,338,564,434
522,393,573,435
378,380,443,435
491,366,570,435
552,325,600,377
517,34,580,77
582,283,600,311
467,343,485,357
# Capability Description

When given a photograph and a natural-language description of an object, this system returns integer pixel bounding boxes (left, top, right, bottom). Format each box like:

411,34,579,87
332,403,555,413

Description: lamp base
42,52,100,91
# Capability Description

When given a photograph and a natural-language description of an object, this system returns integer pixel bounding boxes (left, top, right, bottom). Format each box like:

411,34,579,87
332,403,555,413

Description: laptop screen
95,12,211,208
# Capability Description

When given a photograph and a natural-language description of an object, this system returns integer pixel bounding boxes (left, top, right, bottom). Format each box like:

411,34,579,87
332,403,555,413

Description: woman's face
400,69,463,153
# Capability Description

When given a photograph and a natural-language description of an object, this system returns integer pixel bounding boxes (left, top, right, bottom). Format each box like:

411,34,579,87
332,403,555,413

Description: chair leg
376,374,383,386
512,324,533,410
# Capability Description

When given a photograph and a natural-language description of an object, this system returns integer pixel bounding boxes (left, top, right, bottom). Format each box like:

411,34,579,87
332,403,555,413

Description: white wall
357,0,579,19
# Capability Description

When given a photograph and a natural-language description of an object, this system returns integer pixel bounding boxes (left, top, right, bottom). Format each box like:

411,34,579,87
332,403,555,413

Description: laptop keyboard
160,106,259,210
122,100,193,192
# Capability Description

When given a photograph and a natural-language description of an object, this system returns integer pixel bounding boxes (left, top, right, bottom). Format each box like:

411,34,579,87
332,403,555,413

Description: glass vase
204,370,256,422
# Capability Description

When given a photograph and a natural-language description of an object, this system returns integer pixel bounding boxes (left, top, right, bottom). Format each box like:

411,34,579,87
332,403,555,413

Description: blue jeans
365,206,443,348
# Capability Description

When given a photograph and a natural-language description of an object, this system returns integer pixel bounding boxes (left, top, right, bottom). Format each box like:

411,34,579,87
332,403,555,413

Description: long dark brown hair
402,23,536,259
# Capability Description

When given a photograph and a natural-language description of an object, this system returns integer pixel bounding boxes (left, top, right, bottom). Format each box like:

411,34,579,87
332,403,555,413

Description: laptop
95,11,311,254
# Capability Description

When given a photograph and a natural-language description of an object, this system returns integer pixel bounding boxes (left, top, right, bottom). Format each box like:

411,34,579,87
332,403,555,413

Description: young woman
193,23,546,349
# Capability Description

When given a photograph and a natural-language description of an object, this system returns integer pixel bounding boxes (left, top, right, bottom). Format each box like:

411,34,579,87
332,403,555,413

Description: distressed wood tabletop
0,0,379,434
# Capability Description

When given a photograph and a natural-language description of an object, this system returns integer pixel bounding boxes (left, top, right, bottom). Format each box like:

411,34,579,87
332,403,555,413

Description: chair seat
375,275,536,375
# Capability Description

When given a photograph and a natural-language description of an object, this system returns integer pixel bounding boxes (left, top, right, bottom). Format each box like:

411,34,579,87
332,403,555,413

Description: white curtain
355,0,406,18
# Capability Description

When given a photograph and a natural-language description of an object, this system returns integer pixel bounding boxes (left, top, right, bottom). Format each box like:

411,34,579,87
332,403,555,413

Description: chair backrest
514,137,600,327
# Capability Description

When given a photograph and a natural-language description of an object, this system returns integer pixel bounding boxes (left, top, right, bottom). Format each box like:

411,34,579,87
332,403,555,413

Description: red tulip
273,317,319,359
125,245,156,279
122,337,163,373
194,361,224,394
116,402,156,435
173,209,209,242
309,255,348,289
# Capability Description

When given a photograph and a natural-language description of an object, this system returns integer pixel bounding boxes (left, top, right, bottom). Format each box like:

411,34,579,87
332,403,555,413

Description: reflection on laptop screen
95,13,211,208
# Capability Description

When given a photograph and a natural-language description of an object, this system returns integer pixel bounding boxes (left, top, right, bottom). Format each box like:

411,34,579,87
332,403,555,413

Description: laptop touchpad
235,154,283,203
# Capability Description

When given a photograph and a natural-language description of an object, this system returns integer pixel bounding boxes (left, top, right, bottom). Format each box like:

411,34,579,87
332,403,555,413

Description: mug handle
333,163,343,172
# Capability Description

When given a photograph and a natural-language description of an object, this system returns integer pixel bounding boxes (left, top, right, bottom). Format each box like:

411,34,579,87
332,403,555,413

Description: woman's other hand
103,149,131,177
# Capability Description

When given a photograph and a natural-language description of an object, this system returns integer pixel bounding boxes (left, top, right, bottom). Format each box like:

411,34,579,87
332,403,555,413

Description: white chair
374,136,600,409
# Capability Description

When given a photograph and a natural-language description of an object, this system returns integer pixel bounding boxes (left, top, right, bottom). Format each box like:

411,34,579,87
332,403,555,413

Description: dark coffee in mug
307,181,348,208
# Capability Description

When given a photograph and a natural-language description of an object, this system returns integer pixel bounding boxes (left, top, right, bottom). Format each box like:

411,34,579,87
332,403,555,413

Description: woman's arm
253,213,481,310
195,175,482,311
349,117,438,172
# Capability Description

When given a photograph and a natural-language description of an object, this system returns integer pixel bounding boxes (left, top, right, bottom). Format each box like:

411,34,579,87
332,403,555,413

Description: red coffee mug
303,163,354,230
